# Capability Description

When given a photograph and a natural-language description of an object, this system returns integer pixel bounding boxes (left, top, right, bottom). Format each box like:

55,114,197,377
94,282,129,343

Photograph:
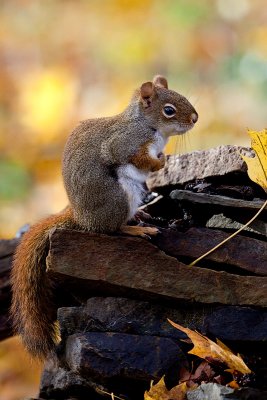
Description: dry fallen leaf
144,377,188,400
241,129,267,193
228,380,240,389
168,320,251,375
180,360,215,385
168,382,188,400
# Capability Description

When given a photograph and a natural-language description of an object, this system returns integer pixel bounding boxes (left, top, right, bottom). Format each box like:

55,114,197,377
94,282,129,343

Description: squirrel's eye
162,105,176,118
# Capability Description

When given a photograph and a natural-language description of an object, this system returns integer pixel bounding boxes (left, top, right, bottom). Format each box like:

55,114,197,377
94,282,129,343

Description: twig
189,199,267,266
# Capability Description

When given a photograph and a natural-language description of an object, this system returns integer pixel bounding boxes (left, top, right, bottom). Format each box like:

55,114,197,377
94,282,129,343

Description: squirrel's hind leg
120,225,159,238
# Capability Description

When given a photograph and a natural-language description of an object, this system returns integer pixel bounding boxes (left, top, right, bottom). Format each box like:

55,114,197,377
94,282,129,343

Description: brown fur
120,225,158,237
10,207,77,359
129,140,165,172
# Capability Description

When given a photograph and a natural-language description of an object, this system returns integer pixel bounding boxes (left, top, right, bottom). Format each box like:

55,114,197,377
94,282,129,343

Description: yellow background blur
0,0,267,399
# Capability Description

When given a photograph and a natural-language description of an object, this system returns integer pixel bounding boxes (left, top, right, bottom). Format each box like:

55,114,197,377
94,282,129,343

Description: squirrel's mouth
164,122,195,137
158,121,196,139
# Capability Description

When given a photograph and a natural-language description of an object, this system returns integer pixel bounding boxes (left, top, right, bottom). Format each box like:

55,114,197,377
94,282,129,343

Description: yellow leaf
216,338,232,353
144,377,169,400
168,320,251,375
241,129,267,193
144,377,188,400
228,380,240,389
169,382,188,400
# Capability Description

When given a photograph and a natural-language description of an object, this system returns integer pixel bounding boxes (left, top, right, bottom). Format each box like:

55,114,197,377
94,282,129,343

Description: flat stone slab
58,297,267,342
153,227,267,276
147,145,253,191
170,190,266,210
47,229,267,307
206,213,267,237
65,332,182,380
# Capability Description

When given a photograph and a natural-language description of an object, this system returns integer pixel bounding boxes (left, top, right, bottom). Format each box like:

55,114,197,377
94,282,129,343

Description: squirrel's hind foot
120,224,159,238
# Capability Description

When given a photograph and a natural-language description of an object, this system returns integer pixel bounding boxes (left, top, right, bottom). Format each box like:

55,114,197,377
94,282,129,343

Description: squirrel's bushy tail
10,207,75,360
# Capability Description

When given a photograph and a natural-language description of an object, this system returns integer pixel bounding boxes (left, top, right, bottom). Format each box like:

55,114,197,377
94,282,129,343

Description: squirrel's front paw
158,152,166,168
151,152,166,172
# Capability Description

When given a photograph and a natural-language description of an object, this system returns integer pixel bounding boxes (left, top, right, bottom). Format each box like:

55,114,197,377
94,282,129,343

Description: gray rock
40,359,99,399
206,213,267,237
147,145,253,191
186,383,234,400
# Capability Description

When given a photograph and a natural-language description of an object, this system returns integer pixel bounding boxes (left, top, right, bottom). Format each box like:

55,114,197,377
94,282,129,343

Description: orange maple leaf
168,319,251,375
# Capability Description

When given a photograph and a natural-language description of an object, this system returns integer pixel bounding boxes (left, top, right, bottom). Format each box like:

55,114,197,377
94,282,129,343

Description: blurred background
0,0,267,398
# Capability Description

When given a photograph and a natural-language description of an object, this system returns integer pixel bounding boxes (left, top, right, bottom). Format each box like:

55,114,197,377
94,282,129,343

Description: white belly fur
117,164,148,219
117,131,167,219
148,131,167,158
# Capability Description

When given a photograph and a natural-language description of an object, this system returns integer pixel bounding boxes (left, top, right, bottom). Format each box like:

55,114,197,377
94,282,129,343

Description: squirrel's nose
190,112,198,124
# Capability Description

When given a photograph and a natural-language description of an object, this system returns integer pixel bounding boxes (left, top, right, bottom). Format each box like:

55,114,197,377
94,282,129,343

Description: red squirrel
11,75,198,359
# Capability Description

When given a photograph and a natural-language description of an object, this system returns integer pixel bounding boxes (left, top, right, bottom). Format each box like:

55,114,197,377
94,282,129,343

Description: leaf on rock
241,129,267,193
228,380,240,389
168,382,188,399
168,319,251,375
144,377,188,400
144,377,168,400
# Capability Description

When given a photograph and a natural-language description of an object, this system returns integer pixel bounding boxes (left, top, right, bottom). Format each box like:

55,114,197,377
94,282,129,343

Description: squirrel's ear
153,75,168,89
140,81,155,108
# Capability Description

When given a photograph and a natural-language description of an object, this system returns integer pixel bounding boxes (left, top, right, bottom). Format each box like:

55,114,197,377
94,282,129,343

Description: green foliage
0,159,31,202
159,0,210,26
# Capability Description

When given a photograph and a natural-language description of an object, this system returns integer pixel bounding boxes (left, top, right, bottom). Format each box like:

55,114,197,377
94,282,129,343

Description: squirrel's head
137,75,198,138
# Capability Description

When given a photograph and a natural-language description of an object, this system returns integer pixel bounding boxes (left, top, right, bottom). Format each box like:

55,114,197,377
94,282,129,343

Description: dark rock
225,387,267,400
204,307,267,341
170,190,266,211
65,332,184,381
141,195,184,220
0,312,12,340
58,298,267,345
0,238,19,258
209,184,255,201
152,227,267,276
58,297,209,341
